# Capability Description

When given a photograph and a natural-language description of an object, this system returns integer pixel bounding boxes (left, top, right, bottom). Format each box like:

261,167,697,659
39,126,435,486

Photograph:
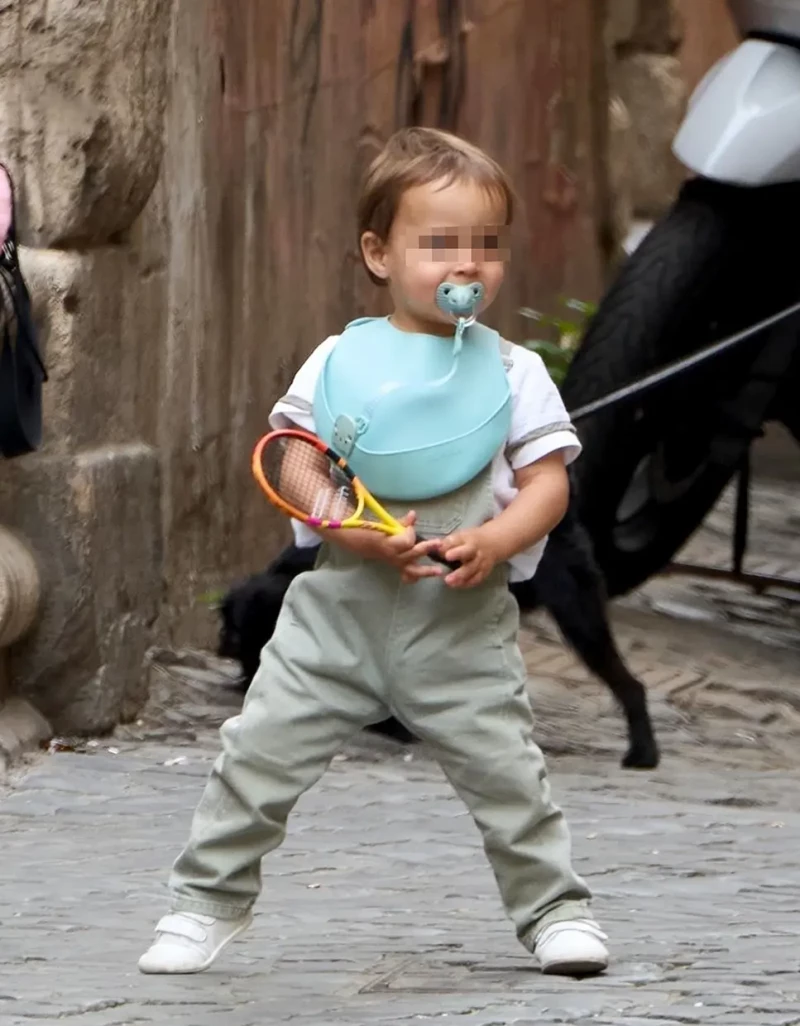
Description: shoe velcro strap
155,914,208,943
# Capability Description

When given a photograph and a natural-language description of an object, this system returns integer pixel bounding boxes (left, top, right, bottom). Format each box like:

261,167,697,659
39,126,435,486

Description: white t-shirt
269,334,581,581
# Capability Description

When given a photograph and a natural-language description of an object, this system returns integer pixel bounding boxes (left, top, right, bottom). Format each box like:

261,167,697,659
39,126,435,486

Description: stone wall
606,0,741,229
607,0,687,224
0,0,171,733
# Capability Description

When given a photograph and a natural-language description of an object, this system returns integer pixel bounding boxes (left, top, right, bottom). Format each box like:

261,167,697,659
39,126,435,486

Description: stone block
612,53,687,218
0,525,41,647
18,247,162,454
606,0,640,48
608,0,683,53
607,93,634,248
0,0,171,246
0,696,51,776
0,445,162,734
0,651,8,706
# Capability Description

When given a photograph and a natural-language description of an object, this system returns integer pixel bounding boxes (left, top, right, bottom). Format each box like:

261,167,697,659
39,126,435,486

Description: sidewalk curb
0,697,51,777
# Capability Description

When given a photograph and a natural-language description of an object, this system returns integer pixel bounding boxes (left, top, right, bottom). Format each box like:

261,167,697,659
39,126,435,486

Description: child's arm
437,451,568,589
483,451,569,558
436,341,578,589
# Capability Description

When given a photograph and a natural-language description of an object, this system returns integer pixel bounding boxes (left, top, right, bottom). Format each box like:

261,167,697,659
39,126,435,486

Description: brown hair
357,127,515,286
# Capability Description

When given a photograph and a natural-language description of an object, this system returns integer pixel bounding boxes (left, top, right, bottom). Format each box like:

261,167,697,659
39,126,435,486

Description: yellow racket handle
341,479,405,535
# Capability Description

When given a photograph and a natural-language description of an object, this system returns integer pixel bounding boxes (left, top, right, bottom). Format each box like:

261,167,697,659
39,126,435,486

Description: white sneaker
535,919,609,976
138,910,253,974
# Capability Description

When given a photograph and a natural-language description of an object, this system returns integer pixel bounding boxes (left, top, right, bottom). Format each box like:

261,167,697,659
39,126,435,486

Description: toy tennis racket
252,428,460,571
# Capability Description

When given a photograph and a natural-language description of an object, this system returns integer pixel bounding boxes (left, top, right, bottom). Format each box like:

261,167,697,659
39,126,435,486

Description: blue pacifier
435,282,484,358
435,281,484,321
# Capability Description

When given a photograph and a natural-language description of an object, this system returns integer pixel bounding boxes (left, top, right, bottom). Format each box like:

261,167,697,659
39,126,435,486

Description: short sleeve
504,343,581,469
268,335,339,433
269,337,339,549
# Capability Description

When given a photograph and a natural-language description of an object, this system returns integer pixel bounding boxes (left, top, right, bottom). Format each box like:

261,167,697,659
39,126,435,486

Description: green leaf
524,339,566,359
519,306,545,322
516,296,594,384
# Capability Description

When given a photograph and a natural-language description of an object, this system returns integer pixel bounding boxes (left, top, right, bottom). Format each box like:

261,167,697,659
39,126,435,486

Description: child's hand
325,512,444,583
436,525,502,589
376,512,445,582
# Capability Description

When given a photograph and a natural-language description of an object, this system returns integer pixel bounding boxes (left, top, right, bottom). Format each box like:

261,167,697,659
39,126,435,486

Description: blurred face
361,177,509,336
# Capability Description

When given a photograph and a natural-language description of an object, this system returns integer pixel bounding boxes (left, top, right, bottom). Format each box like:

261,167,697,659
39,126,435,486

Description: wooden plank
158,0,615,642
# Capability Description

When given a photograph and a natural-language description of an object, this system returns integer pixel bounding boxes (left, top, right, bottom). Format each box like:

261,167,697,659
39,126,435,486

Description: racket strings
263,436,359,522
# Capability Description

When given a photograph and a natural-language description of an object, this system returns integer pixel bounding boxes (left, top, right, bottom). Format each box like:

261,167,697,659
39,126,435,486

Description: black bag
0,163,47,458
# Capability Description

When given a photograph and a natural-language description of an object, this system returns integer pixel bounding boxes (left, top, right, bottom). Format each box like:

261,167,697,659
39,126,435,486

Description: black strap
0,164,47,459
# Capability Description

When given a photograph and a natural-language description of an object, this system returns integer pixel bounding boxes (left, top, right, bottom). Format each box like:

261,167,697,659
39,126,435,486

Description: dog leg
365,719,417,744
221,544,417,744
527,525,660,770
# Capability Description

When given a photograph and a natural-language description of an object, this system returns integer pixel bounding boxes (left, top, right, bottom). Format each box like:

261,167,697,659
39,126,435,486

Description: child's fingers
402,563,444,583
445,565,485,588
437,531,477,564
390,512,421,548
439,531,462,552
385,525,417,554
443,552,487,588
443,540,477,564
398,540,445,573
410,538,444,560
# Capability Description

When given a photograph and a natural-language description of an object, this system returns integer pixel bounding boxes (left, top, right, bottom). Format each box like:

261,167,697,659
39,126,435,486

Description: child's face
361,178,509,335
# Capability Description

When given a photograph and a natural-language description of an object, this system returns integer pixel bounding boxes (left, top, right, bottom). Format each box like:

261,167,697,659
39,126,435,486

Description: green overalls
168,462,594,950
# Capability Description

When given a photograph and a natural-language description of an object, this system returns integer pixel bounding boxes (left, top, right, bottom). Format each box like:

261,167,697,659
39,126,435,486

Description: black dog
218,548,420,744
218,489,659,768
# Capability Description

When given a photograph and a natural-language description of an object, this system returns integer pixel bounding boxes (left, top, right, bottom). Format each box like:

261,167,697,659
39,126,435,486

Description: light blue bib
312,316,512,501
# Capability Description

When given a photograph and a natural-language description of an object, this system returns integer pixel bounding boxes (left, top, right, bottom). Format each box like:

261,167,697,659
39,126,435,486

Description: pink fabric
0,165,13,248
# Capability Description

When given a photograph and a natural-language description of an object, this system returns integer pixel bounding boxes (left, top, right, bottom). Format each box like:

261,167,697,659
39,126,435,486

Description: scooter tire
561,176,800,598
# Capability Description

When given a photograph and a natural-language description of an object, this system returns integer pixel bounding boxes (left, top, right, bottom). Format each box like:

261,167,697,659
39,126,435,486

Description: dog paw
621,739,660,769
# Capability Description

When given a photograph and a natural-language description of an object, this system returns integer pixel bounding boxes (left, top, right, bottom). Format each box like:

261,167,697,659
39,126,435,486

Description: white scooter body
673,0,800,186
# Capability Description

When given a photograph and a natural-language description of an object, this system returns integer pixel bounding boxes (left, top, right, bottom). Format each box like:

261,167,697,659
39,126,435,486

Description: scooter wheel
561,176,800,598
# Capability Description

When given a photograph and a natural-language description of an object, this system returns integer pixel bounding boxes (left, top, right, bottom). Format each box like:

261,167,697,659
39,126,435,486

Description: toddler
139,127,610,977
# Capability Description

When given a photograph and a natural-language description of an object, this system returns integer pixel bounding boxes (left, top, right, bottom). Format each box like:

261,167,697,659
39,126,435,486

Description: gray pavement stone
3,728,800,1025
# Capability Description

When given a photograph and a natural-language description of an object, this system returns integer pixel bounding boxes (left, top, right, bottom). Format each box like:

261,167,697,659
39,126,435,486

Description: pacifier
435,281,484,321
435,282,484,357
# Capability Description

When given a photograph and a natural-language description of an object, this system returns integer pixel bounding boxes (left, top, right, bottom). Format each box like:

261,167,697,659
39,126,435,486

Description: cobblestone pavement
2,477,800,1025
3,718,800,1026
